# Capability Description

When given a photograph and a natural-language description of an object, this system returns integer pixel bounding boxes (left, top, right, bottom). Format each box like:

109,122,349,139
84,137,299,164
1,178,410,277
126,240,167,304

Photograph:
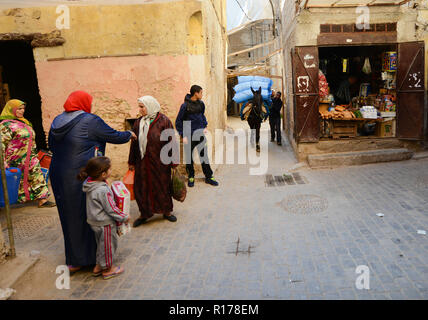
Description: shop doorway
0,40,47,150
291,42,425,143
318,44,398,139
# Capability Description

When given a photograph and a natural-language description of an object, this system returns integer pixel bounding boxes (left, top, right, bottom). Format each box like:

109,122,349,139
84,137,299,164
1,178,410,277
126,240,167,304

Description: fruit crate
331,120,358,139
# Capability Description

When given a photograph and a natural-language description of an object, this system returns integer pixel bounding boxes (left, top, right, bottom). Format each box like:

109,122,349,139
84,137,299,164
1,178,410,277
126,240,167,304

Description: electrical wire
234,0,253,21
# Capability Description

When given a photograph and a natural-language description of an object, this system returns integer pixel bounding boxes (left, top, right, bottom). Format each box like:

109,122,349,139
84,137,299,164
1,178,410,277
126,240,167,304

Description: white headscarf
138,96,161,159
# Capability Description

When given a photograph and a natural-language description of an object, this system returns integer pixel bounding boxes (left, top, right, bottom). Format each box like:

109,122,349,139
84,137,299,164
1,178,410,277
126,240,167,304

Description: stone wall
0,0,227,180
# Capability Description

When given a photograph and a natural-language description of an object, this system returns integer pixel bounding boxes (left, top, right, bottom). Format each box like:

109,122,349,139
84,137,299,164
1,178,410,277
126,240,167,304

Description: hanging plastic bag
122,170,135,201
362,57,372,74
171,168,186,202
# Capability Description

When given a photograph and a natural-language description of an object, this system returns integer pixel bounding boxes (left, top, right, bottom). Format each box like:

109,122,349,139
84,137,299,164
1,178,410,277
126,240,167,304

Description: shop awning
304,0,412,8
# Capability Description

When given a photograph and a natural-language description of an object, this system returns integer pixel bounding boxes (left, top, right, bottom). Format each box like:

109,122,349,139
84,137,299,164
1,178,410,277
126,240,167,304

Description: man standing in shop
335,74,358,105
269,91,283,146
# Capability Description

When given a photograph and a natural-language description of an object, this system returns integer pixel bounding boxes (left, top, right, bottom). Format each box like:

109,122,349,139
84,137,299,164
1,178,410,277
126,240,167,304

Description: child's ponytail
77,156,111,181
77,168,89,181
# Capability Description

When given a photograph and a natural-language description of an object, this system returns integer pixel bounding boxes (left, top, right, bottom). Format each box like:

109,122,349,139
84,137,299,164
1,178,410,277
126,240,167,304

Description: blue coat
175,94,208,138
48,111,131,267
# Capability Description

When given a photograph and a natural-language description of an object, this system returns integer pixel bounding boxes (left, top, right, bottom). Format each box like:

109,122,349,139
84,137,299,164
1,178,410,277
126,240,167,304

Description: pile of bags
233,76,273,104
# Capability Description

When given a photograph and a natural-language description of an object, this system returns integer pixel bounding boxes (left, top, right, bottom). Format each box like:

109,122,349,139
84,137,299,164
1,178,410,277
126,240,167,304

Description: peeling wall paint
0,0,227,180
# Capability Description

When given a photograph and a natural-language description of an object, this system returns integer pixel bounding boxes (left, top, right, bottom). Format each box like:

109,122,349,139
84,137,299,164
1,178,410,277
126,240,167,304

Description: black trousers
269,116,281,143
186,135,213,179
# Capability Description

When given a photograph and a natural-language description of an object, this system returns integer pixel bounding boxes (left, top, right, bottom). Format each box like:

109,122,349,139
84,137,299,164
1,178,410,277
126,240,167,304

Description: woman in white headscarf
128,96,179,227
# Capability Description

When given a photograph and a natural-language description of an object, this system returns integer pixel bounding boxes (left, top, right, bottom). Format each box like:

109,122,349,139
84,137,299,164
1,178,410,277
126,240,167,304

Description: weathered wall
0,0,227,179
228,19,275,67
294,6,418,46
281,0,298,155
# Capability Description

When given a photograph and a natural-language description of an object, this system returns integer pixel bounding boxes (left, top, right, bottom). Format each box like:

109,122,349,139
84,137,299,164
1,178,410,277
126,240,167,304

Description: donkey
244,87,265,152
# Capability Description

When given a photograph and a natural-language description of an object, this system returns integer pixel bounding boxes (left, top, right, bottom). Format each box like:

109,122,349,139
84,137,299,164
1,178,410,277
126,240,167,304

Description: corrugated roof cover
305,0,411,7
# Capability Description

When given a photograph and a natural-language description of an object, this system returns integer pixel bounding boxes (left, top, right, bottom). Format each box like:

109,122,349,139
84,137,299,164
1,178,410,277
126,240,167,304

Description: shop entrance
0,41,47,150
318,44,398,140
292,42,425,143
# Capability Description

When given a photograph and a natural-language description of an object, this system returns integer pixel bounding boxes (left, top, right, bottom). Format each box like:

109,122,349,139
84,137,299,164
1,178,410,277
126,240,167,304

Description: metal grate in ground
265,173,308,187
1,214,56,240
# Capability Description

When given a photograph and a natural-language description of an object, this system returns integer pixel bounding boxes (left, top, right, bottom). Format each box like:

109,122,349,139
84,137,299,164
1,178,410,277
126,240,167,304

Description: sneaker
205,177,219,186
188,177,195,188
277,141,282,146
163,214,177,222
271,138,275,142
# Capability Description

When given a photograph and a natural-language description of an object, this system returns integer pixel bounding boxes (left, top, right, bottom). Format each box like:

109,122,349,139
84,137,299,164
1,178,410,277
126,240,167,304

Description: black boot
133,217,147,227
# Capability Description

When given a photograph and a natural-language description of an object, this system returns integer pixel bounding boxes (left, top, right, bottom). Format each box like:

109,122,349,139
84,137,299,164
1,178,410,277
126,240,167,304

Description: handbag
37,150,52,169
122,170,135,201
171,168,186,202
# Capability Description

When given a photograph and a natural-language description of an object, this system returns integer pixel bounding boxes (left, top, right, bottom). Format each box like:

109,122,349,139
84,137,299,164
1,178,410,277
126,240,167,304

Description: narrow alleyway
2,121,428,299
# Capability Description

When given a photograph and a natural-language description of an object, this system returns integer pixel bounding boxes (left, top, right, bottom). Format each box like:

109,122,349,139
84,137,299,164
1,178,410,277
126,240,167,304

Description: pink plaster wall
35,55,191,134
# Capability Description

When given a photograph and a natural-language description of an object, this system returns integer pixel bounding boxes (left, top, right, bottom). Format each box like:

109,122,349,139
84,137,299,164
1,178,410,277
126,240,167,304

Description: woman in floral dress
0,99,55,207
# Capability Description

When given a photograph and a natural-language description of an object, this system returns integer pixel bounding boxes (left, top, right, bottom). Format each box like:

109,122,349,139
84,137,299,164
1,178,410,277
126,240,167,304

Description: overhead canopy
227,0,279,32
304,0,412,8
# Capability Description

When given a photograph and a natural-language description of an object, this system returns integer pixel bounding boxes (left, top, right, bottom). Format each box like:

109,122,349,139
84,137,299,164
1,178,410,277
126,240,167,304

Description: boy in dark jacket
269,91,283,145
175,85,219,188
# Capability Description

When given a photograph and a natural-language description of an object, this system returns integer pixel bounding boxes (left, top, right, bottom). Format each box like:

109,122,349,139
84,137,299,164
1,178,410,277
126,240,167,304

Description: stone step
308,148,414,168
412,151,428,160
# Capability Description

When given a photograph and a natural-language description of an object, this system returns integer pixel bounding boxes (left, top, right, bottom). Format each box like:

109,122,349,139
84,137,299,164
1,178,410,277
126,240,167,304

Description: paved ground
1,117,428,300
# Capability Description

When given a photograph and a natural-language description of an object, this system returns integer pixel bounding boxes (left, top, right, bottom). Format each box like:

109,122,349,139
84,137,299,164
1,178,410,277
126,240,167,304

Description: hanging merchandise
318,70,329,99
342,58,348,73
319,59,328,75
362,57,372,74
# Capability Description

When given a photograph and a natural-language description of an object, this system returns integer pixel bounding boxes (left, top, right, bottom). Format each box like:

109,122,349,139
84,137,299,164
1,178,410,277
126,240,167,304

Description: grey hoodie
82,179,129,227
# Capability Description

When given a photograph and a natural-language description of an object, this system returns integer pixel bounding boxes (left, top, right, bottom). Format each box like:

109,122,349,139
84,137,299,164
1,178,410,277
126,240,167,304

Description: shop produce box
331,120,358,139
380,111,396,118
376,119,396,138
111,181,131,236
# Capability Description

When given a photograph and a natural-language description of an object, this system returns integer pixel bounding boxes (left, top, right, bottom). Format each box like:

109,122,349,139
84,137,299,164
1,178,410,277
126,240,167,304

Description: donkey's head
251,86,263,112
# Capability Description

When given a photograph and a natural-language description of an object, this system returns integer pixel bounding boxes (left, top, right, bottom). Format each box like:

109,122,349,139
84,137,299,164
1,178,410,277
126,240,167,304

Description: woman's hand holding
130,131,137,140
182,136,188,145
128,165,135,171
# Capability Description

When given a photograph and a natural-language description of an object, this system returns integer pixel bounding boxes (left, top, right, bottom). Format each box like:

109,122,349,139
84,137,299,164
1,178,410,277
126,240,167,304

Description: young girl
78,156,129,280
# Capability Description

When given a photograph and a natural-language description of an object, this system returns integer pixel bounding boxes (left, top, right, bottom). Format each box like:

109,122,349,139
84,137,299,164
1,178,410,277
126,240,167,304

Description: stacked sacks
233,76,273,104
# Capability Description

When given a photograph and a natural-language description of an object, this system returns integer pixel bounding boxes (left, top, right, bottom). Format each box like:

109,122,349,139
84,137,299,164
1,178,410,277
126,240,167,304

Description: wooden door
292,46,320,142
397,42,425,140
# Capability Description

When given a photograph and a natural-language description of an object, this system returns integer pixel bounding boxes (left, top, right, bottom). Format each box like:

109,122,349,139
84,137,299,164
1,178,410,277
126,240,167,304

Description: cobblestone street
3,121,428,300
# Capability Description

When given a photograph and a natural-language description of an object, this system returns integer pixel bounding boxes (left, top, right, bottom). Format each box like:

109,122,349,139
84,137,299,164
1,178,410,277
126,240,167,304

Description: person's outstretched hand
130,131,137,140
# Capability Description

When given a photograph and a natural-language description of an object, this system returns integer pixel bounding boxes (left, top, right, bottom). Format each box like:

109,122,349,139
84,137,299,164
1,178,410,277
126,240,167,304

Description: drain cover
1,214,56,240
280,194,328,214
